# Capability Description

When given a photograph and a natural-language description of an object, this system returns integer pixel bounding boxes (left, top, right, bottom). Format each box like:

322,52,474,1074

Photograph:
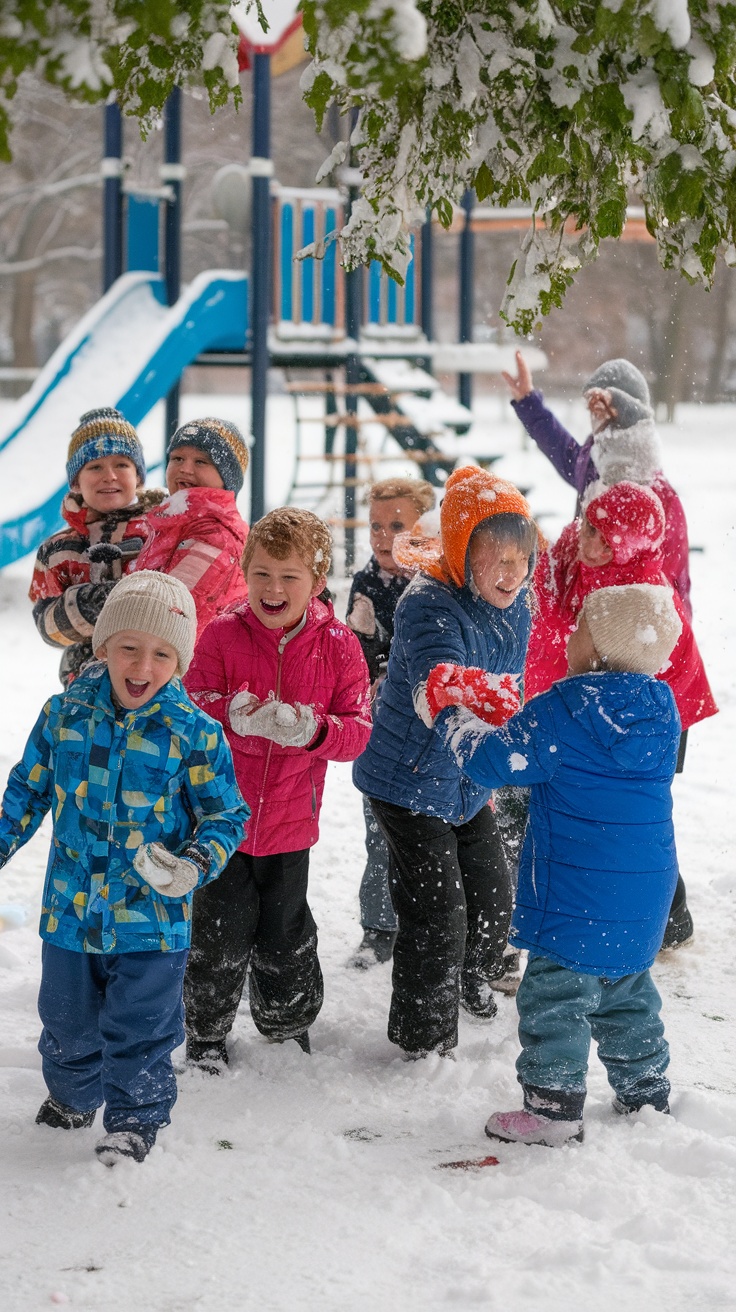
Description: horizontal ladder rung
296,450,447,463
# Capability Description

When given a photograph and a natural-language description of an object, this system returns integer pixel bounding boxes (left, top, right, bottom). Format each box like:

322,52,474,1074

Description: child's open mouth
125,679,150,699
260,599,288,616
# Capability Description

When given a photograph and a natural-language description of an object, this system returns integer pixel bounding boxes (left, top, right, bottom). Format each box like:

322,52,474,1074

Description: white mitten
133,843,199,897
271,702,319,748
347,593,376,637
229,689,262,735
412,680,433,728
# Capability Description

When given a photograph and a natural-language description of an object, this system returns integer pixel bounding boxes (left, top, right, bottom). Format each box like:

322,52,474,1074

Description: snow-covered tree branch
301,0,736,333
0,1,244,162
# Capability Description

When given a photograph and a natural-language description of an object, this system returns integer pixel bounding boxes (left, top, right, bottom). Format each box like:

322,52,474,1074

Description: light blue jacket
0,664,249,954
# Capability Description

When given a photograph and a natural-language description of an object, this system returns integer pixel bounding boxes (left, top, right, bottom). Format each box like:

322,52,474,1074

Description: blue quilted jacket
0,664,249,954
353,571,531,822
438,672,680,976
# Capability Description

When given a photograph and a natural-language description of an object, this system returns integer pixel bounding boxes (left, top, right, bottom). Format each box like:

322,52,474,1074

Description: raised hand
501,350,534,401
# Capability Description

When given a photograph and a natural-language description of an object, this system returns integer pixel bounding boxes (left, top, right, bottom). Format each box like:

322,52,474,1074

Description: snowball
275,704,298,726
508,752,528,772
636,624,658,646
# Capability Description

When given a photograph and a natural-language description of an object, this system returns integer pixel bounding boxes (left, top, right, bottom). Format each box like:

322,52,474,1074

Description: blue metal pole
102,101,123,293
162,87,183,448
458,189,474,410
249,53,272,524
343,115,363,573
420,208,434,342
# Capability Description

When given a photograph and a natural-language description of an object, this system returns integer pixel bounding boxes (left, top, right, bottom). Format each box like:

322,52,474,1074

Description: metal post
343,151,363,574
102,101,123,293
458,189,474,411
420,208,434,342
162,87,184,449
249,53,273,524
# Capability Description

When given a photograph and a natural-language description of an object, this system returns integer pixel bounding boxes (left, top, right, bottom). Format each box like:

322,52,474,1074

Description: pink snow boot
485,1109,584,1147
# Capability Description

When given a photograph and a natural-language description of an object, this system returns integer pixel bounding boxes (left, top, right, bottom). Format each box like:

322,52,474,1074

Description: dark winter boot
348,928,397,969
660,902,694,952
612,1096,670,1116
95,1127,157,1166
490,951,522,996
35,1096,96,1130
460,974,498,1019
186,1037,229,1075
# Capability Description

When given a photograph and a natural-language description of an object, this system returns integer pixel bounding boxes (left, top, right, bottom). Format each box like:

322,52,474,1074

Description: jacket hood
554,671,678,772
583,480,665,565
61,486,165,533
65,661,192,729
231,592,335,642
591,416,663,487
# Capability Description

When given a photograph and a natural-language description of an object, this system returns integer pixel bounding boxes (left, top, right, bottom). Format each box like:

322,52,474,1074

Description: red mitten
426,664,521,726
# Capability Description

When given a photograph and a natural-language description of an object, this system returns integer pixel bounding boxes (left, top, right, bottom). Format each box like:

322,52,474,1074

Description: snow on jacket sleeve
176,717,250,883
183,622,234,728
0,702,54,864
511,391,584,489
436,699,560,790
307,628,372,763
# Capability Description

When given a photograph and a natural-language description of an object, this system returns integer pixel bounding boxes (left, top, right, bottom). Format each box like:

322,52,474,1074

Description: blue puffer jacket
353,571,532,822
0,664,249,954
438,672,680,976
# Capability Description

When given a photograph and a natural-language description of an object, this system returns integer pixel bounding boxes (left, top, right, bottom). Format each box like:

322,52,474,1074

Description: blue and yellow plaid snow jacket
0,663,250,954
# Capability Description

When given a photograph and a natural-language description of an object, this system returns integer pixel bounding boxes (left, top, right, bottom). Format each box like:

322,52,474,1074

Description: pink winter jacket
184,597,372,856
133,486,248,639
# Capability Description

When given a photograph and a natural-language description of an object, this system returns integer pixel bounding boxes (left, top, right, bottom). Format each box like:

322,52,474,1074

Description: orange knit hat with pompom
428,466,535,587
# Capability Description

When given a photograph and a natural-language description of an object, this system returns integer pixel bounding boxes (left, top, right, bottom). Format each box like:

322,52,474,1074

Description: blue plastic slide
0,269,248,568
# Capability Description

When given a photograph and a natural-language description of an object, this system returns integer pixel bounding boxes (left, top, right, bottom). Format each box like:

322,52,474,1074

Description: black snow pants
368,797,512,1056
184,848,323,1044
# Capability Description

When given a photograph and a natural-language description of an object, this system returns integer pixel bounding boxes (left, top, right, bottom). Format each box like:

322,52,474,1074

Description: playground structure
0,21,549,573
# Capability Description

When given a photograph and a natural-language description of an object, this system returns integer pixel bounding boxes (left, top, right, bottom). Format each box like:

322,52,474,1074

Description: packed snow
0,394,734,1311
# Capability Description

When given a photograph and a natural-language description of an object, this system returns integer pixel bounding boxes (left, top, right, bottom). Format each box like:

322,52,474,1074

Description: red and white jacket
185,597,372,856
133,486,248,639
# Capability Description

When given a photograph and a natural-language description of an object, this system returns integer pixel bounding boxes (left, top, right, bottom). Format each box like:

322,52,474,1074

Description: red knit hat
584,481,665,566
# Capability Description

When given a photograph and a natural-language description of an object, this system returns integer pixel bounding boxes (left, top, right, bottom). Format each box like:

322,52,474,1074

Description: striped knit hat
67,408,145,486
167,418,249,494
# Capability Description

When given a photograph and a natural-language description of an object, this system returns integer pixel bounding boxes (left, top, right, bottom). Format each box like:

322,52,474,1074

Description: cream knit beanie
582,584,682,676
92,571,197,674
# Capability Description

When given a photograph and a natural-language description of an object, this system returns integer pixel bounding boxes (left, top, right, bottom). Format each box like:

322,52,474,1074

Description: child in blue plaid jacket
0,572,249,1165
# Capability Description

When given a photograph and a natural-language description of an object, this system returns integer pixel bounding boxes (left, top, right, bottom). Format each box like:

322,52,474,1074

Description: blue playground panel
126,193,159,273
366,234,416,327
278,198,340,326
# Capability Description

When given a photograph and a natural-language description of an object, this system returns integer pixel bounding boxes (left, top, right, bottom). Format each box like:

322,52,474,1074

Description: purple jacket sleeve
511,391,593,495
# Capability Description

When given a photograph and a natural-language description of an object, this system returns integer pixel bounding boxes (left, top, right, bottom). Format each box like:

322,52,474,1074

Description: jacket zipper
250,634,287,851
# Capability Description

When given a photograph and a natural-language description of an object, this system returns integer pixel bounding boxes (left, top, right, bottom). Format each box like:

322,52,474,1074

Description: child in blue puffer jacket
354,466,538,1058
435,582,683,1146
0,572,249,1165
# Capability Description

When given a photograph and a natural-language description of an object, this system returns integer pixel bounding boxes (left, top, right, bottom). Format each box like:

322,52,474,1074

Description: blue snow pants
38,942,188,1133
358,795,397,933
515,954,670,1117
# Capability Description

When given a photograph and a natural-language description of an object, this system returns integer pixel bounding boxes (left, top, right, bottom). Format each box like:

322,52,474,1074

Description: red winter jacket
526,485,716,730
184,597,372,856
133,486,248,639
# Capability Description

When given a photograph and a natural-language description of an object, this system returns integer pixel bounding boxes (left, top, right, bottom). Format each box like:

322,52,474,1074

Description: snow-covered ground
0,396,734,1312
